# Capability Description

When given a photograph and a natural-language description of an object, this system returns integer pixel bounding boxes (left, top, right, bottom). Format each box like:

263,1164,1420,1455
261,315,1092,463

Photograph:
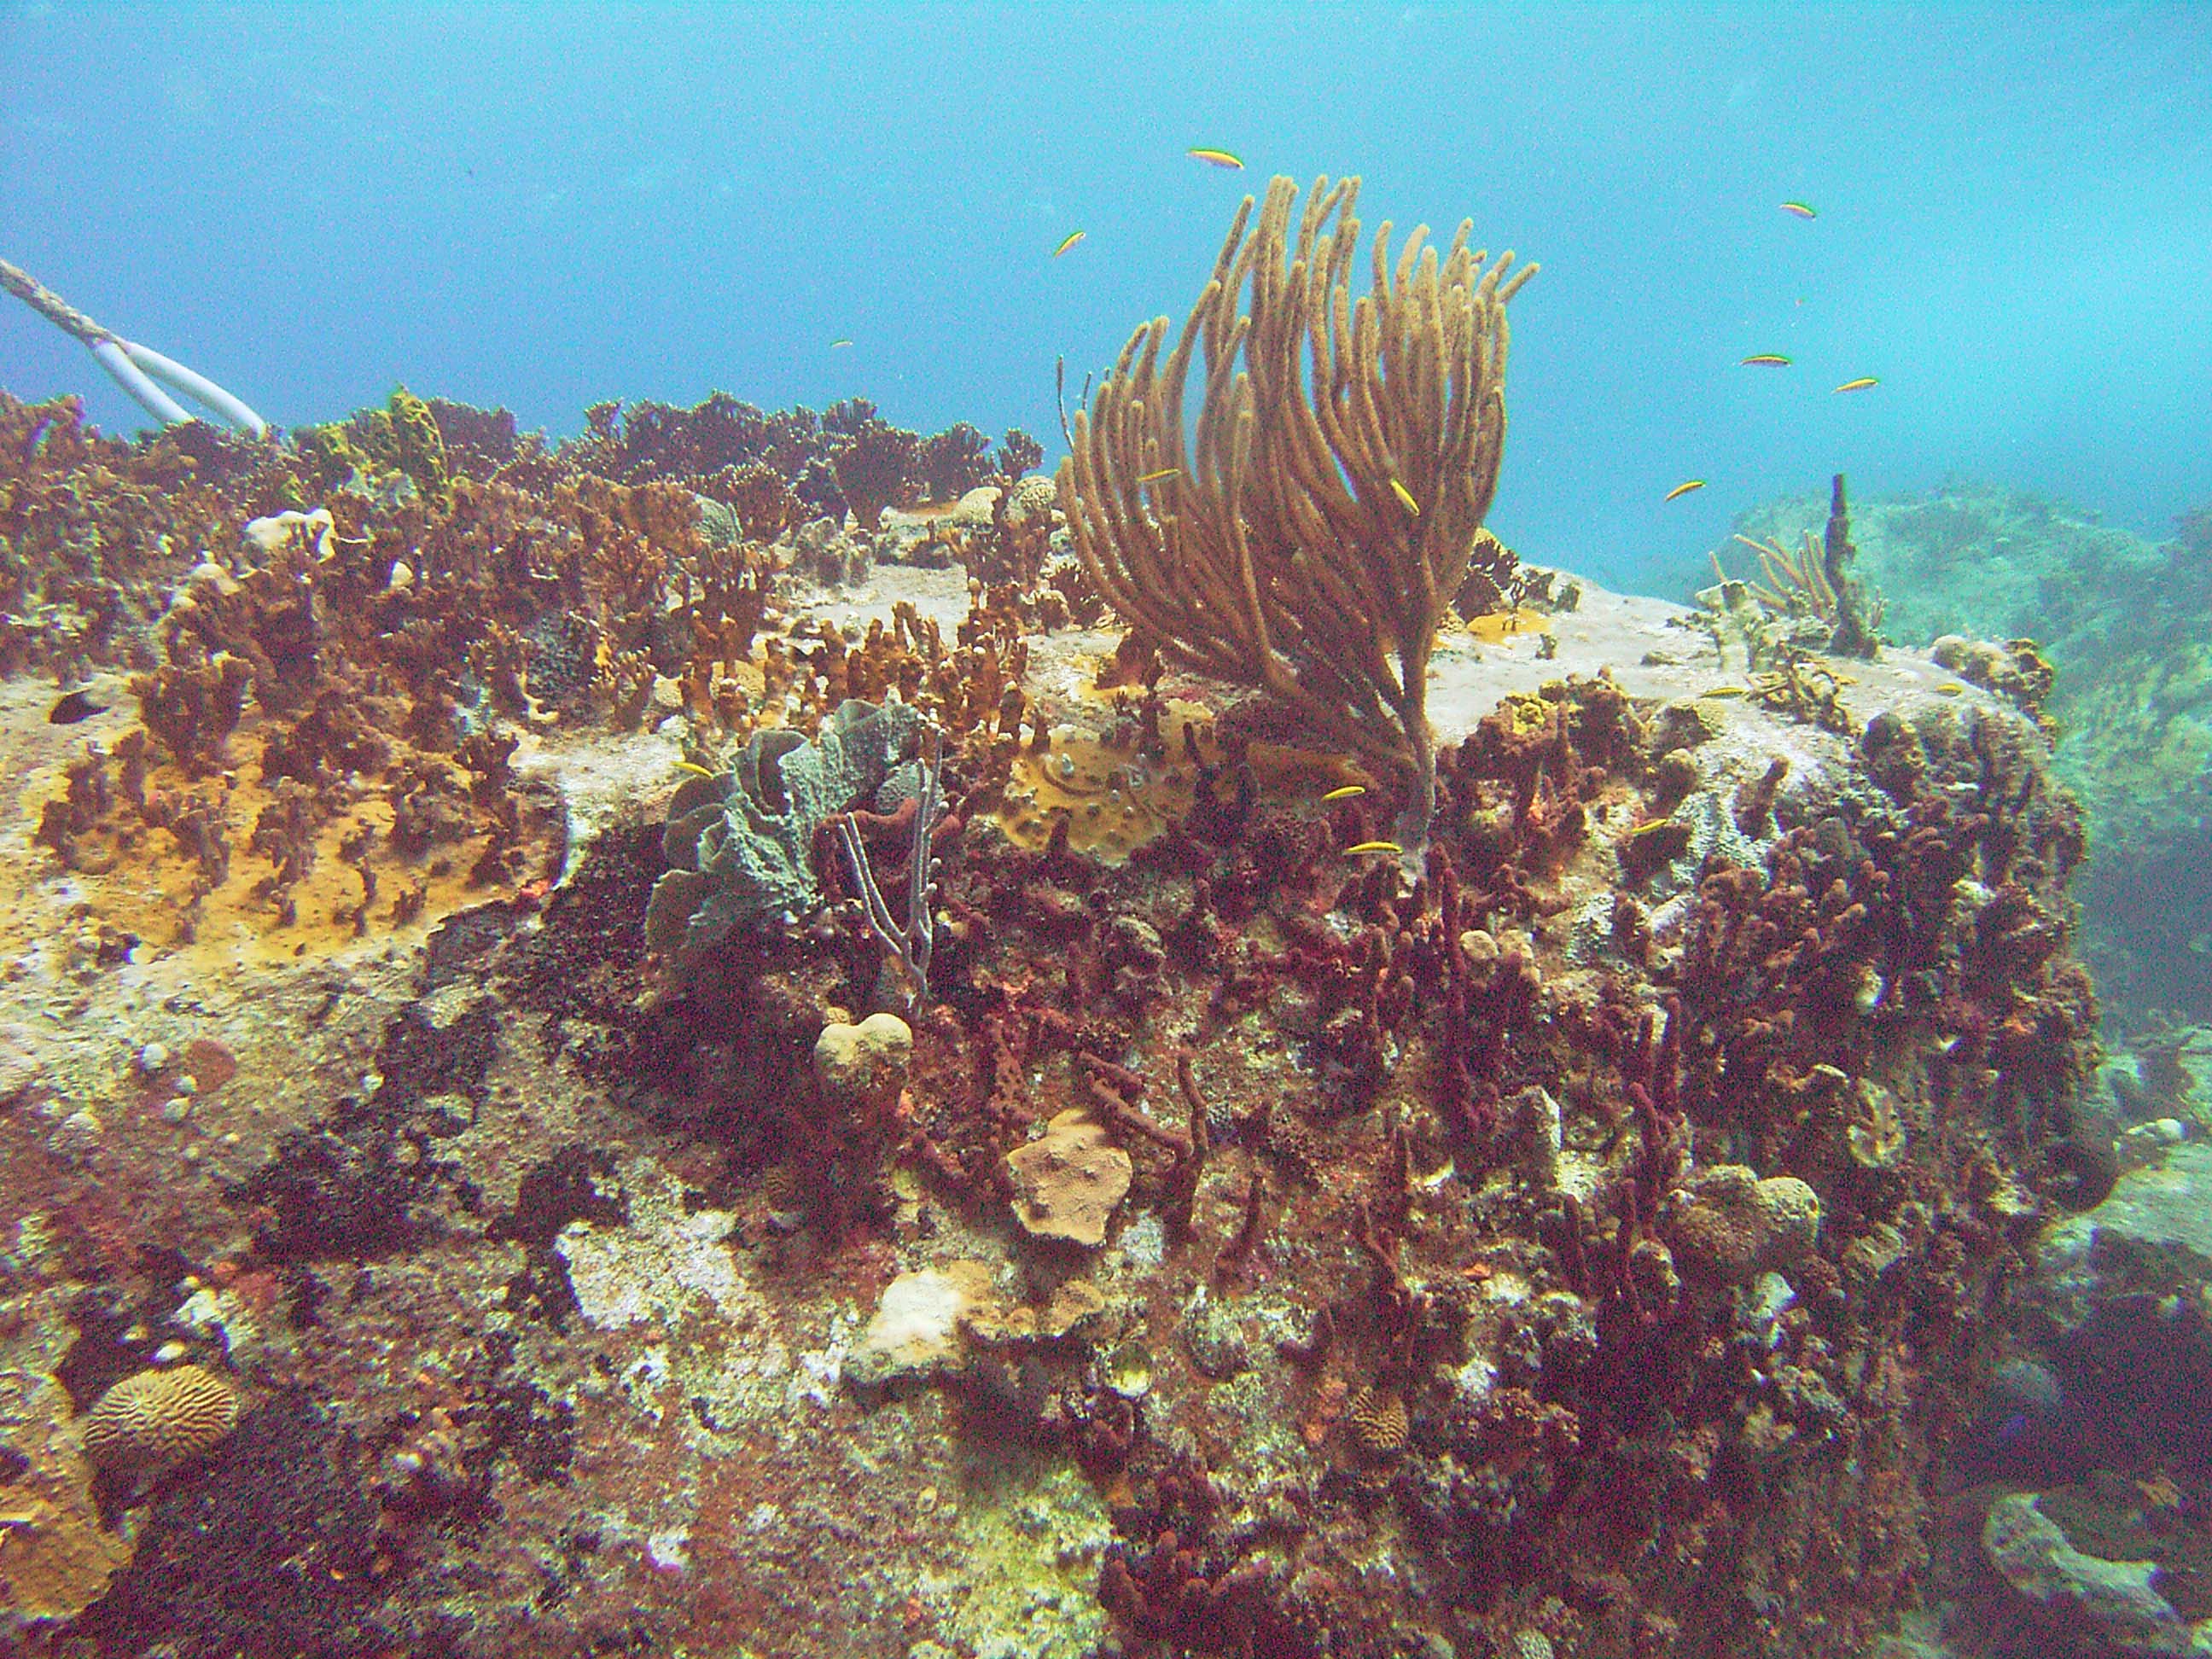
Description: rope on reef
2,256,267,437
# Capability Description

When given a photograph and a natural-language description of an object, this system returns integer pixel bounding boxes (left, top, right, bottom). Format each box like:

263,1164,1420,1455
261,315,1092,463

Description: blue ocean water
3,2,2208,591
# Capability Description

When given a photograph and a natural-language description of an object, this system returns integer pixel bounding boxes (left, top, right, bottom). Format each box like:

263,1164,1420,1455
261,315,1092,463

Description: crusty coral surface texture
0,391,2109,1658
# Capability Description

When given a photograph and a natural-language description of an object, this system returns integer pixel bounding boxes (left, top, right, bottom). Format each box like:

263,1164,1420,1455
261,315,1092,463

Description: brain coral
1347,1384,1410,1458
80,1365,240,1471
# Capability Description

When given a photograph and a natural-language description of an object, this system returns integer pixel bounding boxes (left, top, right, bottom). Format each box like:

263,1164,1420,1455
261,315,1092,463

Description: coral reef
553,387,1037,536
1710,480,2212,1031
0,374,1050,975
69,1394,397,1658
0,393,243,678
0,345,2128,1659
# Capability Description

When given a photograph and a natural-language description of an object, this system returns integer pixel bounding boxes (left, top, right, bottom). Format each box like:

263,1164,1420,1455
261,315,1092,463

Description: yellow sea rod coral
80,1365,239,1473
1060,172,1534,855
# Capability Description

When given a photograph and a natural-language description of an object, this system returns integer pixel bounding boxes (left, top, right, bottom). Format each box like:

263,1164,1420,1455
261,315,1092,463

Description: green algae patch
295,384,451,505
923,1455,1111,1659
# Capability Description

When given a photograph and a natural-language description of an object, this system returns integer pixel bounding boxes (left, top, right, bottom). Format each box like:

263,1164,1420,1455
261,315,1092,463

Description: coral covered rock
68,1393,393,1657
1663,1164,1821,1282
1721,480,2212,1025
0,372,2129,1658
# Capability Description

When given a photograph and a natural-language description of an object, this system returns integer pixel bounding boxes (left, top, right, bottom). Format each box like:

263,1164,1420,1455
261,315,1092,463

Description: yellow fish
1782,201,1818,219
1053,230,1087,258
830,338,854,348
1321,784,1365,801
673,760,717,777
1136,466,1181,484
1343,841,1403,856
1188,147,1244,169
1699,685,1748,699
1833,376,1879,393
1662,479,1706,503
1741,353,1792,367
1935,682,1965,696
1388,478,1420,515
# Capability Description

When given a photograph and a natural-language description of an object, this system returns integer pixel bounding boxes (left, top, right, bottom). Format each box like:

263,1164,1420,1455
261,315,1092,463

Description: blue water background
3,3,2208,593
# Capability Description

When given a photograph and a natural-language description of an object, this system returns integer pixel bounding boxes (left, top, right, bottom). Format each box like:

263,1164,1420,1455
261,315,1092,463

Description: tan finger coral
79,1365,239,1473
